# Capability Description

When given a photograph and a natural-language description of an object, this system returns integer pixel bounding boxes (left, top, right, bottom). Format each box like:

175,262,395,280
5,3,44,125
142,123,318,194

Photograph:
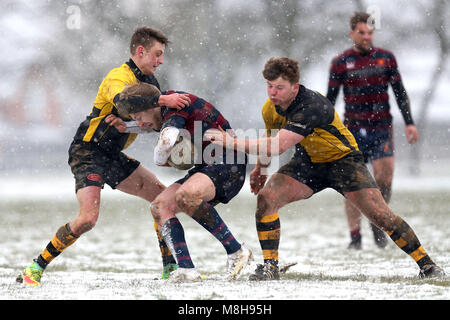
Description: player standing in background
17,26,192,286
115,83,252,282
326,12,419,249
206,57,444,280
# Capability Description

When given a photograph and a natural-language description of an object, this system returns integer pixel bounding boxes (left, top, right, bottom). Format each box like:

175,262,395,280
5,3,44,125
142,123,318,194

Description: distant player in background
114,82,252,282
17,26,192,286
327,12,419,249
206,57,444,280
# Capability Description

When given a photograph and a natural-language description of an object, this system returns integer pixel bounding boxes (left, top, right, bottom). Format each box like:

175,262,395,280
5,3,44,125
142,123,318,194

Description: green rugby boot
17,260,44,287
161,263,178,279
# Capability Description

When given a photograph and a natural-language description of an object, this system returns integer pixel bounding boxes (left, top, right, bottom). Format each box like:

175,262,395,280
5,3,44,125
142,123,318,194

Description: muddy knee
255,190,277,222
151,197,166,225
71,213,98,235
175,188,202,214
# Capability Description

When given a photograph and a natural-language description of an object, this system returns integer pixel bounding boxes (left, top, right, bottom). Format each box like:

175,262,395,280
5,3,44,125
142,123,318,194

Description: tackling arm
205,128,303,157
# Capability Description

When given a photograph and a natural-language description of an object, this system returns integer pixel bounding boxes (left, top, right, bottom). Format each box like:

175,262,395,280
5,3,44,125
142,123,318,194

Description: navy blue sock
192,201,241,255
160,217,195,269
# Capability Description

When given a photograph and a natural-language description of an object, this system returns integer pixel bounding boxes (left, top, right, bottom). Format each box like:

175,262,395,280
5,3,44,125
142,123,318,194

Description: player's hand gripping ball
167,136,196,170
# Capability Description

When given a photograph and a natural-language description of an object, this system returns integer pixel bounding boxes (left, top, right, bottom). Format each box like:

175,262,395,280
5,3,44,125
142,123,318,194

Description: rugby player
17,26,191,286
327,12,419,249
114,82,253,282
205,57,445,280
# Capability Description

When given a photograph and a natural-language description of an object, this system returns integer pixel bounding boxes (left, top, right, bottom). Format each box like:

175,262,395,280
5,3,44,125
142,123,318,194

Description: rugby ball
167,136,196,170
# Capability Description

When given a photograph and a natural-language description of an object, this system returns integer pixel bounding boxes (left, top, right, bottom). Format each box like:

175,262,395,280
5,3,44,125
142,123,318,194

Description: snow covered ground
0,163,449,302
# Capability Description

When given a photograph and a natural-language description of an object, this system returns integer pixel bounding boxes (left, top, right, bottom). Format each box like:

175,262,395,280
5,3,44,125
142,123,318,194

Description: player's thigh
177,172,216,203
371,156,394,185
116,164,166,202
261,173,313,210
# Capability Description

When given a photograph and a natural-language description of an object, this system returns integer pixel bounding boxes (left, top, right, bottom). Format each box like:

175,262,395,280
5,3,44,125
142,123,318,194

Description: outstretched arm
205,127,303,157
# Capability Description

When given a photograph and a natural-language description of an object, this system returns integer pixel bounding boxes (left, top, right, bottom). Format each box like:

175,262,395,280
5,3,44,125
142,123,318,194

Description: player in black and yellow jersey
206,57,445,280
16,26,192,286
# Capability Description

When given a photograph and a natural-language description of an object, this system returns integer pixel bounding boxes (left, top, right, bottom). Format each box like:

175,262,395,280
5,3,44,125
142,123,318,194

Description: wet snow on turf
0,169,449,300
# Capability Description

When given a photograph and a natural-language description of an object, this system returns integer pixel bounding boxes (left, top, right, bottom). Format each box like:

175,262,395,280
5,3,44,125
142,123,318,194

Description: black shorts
68,141,140,193
175,163,247,206
278,151,377,195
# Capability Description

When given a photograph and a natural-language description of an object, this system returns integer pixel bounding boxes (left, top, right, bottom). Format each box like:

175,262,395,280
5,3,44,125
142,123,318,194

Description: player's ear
135,45,145,57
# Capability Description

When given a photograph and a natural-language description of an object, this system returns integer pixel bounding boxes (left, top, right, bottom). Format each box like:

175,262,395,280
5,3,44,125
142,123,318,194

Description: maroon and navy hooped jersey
326,47,414,130
161,91,231,136
160,91,234,159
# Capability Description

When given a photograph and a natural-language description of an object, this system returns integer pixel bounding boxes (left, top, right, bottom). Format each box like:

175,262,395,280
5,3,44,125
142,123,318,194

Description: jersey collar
126,58,147,82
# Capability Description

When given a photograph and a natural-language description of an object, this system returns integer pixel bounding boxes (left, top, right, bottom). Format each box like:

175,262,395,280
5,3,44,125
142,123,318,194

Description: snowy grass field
0,174,449,302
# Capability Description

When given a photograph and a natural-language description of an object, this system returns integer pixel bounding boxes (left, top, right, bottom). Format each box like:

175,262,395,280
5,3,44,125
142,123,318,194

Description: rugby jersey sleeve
161,105,190,130
101,68,135,107
388,54,414,125
326,56,343,106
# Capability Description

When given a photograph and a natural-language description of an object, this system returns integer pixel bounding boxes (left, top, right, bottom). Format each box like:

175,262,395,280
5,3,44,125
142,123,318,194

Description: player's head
117,83,163,130
350,12,374,53
130,26,170,75
262,57,300,109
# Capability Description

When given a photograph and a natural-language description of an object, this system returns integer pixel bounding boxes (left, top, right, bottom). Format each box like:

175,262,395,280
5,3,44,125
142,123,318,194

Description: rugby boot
370,223,388,248
161,263,178,280
419,264,446,279
168,267,202,282
249,262,280,281
16,260,44,287
225,244,253,280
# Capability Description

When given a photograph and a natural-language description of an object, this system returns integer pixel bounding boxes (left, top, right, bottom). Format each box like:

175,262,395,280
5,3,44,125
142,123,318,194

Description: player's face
134,41,165,75
350,22,374,53
131,108,162,130
266,77,299,110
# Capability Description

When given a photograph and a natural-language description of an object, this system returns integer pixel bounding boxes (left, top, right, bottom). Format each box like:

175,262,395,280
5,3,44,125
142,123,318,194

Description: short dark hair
262,57,300,84
129,26,170,55
350,12,371,30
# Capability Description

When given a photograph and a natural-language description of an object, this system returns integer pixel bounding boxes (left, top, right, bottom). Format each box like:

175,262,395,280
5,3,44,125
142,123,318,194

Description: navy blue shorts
175,162,247,206
350,128,394,163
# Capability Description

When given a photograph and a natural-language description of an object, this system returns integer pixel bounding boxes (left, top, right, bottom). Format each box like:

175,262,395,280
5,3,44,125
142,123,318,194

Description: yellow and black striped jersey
262,85,359,163
72,59,160,154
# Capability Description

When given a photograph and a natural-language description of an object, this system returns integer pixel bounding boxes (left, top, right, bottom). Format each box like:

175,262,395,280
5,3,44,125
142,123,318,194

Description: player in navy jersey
327,12,419,249
114,82,252,282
